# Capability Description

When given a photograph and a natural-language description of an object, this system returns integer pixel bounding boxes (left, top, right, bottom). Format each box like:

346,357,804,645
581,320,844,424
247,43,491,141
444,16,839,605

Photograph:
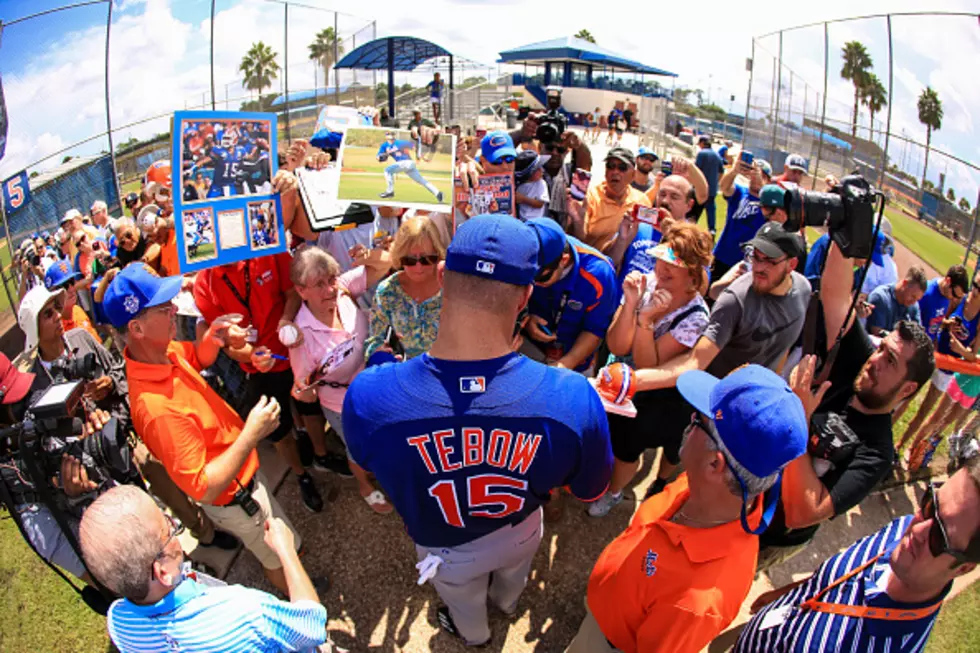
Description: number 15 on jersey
428,474,528,528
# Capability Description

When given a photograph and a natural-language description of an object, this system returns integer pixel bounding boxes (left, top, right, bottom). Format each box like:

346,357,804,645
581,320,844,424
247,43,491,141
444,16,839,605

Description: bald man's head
657,175,696,221
80,485,174,601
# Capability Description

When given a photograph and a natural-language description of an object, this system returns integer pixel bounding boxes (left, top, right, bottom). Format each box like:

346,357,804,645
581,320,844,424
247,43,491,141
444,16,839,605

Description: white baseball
278,324,299,347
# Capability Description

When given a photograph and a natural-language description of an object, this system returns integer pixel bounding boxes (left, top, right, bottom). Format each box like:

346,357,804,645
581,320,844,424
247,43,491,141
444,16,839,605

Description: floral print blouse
365,272,443,360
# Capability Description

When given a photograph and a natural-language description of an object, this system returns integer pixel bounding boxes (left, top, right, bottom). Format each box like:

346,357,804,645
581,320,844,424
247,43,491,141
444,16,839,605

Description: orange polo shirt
125,341,258,505
159,229,180,277
586,475,762,653
583,182,651,253
63,304,102,344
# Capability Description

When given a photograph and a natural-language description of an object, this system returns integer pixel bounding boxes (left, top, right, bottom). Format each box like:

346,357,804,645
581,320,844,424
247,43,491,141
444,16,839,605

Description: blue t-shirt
695,147,724,195
804,233,830,280
618,223,663,284
937,301,980,357
526,237,619,372
714,184,765,267
866,284,921,333
426,79,444,99
342,353,613,547
377,140,413,162
718,145,729,162
917,278,950,342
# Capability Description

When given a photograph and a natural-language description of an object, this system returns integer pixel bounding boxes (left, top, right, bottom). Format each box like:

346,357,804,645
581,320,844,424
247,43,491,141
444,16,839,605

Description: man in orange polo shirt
194,252,323,513
565,365,807,653
567,147,650,255
104,264,304,594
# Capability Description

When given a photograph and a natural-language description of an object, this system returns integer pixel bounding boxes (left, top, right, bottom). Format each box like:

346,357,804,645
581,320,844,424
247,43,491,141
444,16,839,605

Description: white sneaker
588,491,623,518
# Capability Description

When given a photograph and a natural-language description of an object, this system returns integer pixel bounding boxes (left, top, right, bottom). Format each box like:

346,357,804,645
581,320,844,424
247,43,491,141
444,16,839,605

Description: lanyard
798,554,942,621
221,264,251,319
551,290,571,331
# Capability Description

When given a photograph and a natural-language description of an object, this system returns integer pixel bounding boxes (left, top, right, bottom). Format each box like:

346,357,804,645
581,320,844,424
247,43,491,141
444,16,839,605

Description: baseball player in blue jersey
343,215,613,647
376,131,444,203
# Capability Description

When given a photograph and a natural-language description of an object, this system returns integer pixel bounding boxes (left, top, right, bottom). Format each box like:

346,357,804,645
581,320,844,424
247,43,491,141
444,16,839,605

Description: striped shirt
736,515,950,653
108,578,327,652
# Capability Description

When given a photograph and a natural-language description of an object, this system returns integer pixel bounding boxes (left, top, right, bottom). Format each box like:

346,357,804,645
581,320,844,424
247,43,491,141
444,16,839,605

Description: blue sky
1,0,977,202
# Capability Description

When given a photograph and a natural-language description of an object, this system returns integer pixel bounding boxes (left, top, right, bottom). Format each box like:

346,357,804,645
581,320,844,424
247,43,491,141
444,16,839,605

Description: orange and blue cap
480,131,516,165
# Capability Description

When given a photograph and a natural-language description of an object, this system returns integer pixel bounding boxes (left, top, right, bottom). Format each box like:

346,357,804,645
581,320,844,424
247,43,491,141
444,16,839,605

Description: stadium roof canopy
335,36,451,71
498,36,677,77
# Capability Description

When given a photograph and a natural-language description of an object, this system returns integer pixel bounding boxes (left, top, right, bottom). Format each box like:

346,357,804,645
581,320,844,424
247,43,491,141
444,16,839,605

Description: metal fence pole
372,21,377,100
103,1,121,210
770,31,782,158
333,12,339,102
965,187,980,267
876,15,894,189
210,0,216,110
743,40,754,147
811,22,830,190
283,2,291,144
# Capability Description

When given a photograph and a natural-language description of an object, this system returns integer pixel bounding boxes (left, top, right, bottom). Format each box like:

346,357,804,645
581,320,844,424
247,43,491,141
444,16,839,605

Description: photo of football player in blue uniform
376,131,444,202
180,119,272,200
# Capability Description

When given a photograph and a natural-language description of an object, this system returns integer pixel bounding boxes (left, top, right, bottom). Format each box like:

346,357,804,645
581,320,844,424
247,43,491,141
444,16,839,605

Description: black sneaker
644,478,667,500
297,473,323,513
437,605,490,647
436,191,444,203
198,530,239,551
379,191,395,198
313,453,353,478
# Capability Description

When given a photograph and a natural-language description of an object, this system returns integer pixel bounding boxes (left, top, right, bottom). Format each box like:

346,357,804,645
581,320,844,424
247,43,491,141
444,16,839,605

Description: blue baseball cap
103,264,183,328
636,146,659,161
870,216,893,266
445,215,539,286
677,364,808,535
480,131,516,165
44,259,83,290
527,217,567,269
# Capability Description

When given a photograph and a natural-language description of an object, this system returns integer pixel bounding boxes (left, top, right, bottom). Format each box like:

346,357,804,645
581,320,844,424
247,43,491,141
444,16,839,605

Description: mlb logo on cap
476,260,495,274
460,377,486,393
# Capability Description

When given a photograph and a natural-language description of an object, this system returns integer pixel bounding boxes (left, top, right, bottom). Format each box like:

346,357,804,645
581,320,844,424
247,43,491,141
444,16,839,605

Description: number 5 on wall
428,474,528,529
3,170,31,214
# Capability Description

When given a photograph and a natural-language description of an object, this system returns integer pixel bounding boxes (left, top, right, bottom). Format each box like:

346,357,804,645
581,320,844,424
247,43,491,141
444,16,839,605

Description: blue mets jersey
343,352,613,547
377,140,413,163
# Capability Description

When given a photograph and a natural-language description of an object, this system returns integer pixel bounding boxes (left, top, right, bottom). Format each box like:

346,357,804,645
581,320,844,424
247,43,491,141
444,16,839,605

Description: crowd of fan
3,117,979,653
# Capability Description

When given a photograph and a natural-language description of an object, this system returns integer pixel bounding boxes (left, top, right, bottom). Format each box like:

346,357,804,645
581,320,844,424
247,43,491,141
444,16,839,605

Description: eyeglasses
749,249,787,267
605,161,630,173
400,254,439,268
919,481,973,565
685,412,746,487
154,513,184,562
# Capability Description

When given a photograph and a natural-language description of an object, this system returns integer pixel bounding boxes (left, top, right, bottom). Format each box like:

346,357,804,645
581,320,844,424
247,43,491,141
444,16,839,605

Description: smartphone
570,169,592,201
384,325,405,358
740,151,754,165
633,205,665,229
660,160,673,176
539,324,553,337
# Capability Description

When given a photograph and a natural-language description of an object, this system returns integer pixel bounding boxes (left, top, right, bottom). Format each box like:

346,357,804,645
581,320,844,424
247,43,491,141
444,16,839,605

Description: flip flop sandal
363,490,394,514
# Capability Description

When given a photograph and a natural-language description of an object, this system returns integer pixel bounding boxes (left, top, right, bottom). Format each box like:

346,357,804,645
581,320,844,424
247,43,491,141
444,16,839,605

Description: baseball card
453,174,514,231
337,126,455,211
171,110,286,273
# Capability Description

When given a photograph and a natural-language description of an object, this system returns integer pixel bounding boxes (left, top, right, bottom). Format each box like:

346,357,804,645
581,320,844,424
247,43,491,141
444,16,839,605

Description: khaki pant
133,441,215,544
565,599,621,653
202,470,300,570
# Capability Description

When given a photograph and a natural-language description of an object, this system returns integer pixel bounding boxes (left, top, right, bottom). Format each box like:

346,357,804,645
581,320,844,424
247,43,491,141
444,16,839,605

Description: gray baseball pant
416,507,543,645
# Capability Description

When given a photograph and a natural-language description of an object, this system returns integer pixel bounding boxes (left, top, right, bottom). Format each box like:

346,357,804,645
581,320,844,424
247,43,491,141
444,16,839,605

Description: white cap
62,208,82,224
18,285,65,352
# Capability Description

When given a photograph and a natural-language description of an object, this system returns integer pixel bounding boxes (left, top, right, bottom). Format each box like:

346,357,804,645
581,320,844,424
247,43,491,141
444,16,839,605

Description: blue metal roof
270,85,366,107
335,36,451,71
498,36,677,77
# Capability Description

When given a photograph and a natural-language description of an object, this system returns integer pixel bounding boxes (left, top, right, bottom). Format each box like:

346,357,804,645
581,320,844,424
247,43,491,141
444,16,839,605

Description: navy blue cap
44,259,83,290
480,131,516,165
527,217,567,269
677,364,808,535
445,215,539,286
103,263,182,328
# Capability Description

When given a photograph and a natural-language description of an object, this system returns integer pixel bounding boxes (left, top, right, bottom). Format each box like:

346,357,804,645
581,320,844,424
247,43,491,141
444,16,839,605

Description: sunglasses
535,259,561,283
74,236,87,247
919,482,973,564
606,161,630,173
491,155,516,164
542,143,567,154
154,513,184,563
400,254,439,268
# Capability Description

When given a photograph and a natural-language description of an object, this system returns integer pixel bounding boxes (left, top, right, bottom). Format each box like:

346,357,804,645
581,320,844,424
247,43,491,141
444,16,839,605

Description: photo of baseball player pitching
337,126,454,210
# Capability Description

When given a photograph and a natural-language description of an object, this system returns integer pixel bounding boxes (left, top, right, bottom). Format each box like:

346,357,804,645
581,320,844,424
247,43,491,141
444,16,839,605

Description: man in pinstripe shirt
736,460,980,652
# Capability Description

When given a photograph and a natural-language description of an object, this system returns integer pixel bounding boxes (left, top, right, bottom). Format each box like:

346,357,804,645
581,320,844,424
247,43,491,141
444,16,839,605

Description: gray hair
290,244,341,287
699,420,780,498
90,200,107,213
79,485,164,601
115,217,136,235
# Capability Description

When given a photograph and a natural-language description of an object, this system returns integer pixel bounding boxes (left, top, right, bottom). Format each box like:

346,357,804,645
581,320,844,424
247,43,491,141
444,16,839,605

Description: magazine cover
452,173,514,231
171,110,286,273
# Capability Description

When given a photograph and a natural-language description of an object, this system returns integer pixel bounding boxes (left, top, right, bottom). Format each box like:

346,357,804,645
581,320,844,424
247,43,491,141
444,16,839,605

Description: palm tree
575,29,596,44
947,188,956,202
860,73,887,142
308,28,344,95
959,197,971,213
840,41,873,138
240,42,280,103
917,86,943,191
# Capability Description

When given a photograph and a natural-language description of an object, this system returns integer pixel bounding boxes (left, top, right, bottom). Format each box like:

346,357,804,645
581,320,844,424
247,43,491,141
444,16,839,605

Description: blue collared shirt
108,578,327,653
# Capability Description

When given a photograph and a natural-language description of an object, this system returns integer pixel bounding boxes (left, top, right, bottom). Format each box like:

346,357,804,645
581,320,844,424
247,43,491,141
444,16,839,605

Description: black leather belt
219,477,256,507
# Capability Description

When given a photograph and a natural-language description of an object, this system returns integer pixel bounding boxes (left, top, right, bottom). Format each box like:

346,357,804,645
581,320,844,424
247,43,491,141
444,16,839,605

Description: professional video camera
0,381,133,502
780,174,882,260
535,87,568,145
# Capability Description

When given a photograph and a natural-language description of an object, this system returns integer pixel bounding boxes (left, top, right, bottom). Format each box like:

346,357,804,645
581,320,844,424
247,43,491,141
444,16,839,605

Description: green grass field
884,207,966,274
337,145,453,208
188,242,216,263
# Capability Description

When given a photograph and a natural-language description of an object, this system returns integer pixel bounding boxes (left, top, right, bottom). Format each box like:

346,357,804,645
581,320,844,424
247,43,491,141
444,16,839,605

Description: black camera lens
783,174,878,260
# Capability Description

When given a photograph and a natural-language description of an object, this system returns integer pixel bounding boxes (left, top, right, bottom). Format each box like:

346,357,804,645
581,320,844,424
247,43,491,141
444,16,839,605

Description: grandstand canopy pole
811,22,829,190
387,38,395,117
333,12,339,102
103,0,121,212
449,55,455,122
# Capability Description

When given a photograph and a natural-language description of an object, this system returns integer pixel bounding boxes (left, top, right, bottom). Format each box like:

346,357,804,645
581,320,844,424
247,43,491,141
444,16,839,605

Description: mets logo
476,260,495,274
644,550,658,577
460,376,486,393
123,295,141,315
489,135,507,147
